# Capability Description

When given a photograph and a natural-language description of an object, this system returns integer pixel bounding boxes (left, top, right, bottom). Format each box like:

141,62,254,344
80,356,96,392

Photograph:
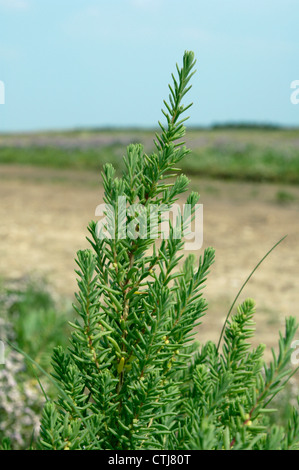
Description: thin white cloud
63,2,164,42
63,6,111,40
130,0,161,11
63,4,151,42
0,0,29,10
0,44,20,60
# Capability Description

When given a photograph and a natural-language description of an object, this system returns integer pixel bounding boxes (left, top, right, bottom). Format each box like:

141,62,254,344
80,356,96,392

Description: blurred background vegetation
1,126,299,183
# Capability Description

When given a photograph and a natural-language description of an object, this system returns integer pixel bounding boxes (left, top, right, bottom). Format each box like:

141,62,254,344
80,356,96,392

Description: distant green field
1,127,299,184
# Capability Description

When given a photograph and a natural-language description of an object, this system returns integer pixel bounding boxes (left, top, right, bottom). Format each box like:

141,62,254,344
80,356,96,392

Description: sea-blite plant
38,51,299,451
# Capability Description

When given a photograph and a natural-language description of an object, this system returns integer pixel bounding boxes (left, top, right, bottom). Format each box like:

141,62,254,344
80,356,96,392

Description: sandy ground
1,164,299,361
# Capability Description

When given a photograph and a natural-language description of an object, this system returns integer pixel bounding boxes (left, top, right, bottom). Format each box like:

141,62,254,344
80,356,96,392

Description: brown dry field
1,164,299,360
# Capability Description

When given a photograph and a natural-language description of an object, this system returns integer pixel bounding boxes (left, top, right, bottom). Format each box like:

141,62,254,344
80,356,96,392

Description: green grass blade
216,235,287,352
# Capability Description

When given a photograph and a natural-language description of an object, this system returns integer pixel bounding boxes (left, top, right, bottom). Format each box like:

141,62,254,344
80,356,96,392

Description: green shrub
0,278,73,449
275,190,296,204
8,51,298,450
2,278,70,371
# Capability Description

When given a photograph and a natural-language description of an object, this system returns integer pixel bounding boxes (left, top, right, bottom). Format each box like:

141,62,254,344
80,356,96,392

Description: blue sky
0,0,298,132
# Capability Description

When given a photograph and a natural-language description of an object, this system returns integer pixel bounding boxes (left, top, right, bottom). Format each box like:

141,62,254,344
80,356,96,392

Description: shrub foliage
37,52,299,450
